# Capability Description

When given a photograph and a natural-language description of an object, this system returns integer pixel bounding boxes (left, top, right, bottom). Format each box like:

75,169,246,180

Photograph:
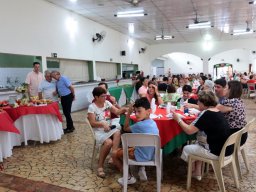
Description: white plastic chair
86,118,102,170
247,83,256,98
187,129,242,192
121,133,162,192
235,118,255,180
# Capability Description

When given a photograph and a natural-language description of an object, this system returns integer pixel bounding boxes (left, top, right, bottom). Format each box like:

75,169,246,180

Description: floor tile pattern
0,98,256,192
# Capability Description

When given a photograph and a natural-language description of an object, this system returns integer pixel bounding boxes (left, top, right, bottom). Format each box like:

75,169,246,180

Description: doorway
213,63,233,80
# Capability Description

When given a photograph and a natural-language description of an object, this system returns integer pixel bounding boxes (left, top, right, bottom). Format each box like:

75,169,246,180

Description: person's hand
52,91,57,96
102,122,110,132
184,103,193,108
172,111,181,122
127,104,134,115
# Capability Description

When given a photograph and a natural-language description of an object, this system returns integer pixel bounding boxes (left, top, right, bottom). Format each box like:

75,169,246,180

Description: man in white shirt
38,70,58,101
25,62,44,97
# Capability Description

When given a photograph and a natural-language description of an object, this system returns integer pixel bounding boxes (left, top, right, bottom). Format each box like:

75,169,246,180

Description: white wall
164,52,203,75
148,39,256,74
0,0,150,76
208,49,251,74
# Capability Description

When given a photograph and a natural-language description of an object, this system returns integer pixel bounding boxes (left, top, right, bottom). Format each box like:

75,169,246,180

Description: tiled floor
0,98,256,192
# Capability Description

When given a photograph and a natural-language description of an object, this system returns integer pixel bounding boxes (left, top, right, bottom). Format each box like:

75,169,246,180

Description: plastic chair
235,118,255,180
86,118,102,170
187,129,242,192
121,133,162,192
247,83,256,98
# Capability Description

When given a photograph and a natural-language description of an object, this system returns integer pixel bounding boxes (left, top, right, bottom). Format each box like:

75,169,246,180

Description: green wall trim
0,53,42,68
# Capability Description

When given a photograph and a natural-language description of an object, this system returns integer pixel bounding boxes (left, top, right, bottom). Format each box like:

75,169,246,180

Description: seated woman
217,80,247,145
146,81,163,105
196,76,207,94
203,80,214,92
172,91,231,180
87,87,127,178
177,85,198,106
98,82,120,119
163,84,181,104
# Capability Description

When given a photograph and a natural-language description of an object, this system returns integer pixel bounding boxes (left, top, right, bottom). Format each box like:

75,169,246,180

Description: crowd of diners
87,70,251,186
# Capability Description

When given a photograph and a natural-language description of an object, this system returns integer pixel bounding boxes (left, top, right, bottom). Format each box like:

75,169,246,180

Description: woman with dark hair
146,81,163,105
217,80,247,145
138,77,149,97
172,91,231,180
196,76,208,94
87,87,127,178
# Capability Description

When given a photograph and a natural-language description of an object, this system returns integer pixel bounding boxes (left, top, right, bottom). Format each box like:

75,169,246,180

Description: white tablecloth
0,114,63,162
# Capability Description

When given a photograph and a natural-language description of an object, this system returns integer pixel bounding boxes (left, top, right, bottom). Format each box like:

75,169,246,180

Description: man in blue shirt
51,71,75,134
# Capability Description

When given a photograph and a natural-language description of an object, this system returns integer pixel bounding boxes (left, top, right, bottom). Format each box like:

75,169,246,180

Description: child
112,97,159,185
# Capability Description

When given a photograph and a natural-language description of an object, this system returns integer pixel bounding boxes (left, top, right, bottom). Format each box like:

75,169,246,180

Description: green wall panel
0,53,42,68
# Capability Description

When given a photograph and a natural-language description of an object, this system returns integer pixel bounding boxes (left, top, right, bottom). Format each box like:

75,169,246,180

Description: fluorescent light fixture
231,29,254,36
249,1,256,4
128,23,134,34
114,9,147,18
70,0,77,2
155,35,174,40
223,24,229,33
187,21,213,29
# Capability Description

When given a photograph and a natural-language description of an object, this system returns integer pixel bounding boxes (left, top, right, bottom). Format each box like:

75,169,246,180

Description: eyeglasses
100,95,107,98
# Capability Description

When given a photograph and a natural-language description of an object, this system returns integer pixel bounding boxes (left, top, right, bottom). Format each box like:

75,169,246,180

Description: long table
2,102,64,146
0,110,20,162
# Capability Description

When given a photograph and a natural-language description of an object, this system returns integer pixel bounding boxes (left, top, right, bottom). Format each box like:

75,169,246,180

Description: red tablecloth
0,110,20,134
3,102,62,122
130,108,196,147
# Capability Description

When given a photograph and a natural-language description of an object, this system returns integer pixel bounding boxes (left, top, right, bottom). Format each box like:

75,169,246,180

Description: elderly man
38,70,58,101
214,78,227,104
51,71,75,134
25,62,44,97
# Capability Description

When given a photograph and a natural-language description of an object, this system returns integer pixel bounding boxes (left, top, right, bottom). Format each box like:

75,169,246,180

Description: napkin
166,102,171,114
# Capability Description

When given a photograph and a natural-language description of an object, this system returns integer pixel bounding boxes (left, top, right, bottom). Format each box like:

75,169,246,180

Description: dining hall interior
1,0,256,191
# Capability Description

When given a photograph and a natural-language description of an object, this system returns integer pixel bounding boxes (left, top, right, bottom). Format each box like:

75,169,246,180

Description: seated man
158,77,168,91
177,85,198,106
112,97,159,185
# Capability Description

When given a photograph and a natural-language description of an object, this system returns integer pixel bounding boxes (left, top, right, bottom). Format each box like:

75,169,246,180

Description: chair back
218,129,243,166
121,133,161,165
247,83,256,92
237,118,255,149
86,117,96,139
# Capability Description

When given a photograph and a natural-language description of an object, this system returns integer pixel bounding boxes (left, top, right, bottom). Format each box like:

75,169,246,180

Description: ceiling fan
92,31,106,42
123,0,145,7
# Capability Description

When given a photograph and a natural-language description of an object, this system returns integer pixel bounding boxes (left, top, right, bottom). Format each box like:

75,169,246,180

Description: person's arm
153,84,163,105
172,112,198,135
123,104,133,132
184,103,199,110
69,85,75,100
216,104,232,113
110,96,121,109
87,113,110,132
110,105,127,115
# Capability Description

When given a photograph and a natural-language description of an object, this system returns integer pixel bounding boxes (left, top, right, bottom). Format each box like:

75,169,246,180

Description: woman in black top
172,91,231,180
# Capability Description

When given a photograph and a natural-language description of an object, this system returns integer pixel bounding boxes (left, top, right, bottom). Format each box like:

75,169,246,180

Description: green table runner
121,85,134,102
109,87,123,102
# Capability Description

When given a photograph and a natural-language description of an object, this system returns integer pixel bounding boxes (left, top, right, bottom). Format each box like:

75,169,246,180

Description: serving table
2,102,63,146
0,110,20,162
127,108,196,154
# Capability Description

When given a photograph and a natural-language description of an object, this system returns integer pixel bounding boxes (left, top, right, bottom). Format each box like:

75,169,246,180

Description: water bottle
176,101,180,109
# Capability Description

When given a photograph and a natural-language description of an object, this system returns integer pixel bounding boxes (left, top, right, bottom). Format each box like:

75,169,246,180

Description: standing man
25,62,44,97
38,70,58,101
51,71,75,134
214,78,227,104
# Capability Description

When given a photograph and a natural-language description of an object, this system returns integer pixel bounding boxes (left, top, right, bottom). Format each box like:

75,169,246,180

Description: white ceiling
44,0,256,44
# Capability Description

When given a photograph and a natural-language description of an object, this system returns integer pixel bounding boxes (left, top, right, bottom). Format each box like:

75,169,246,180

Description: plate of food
158,104,167,108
